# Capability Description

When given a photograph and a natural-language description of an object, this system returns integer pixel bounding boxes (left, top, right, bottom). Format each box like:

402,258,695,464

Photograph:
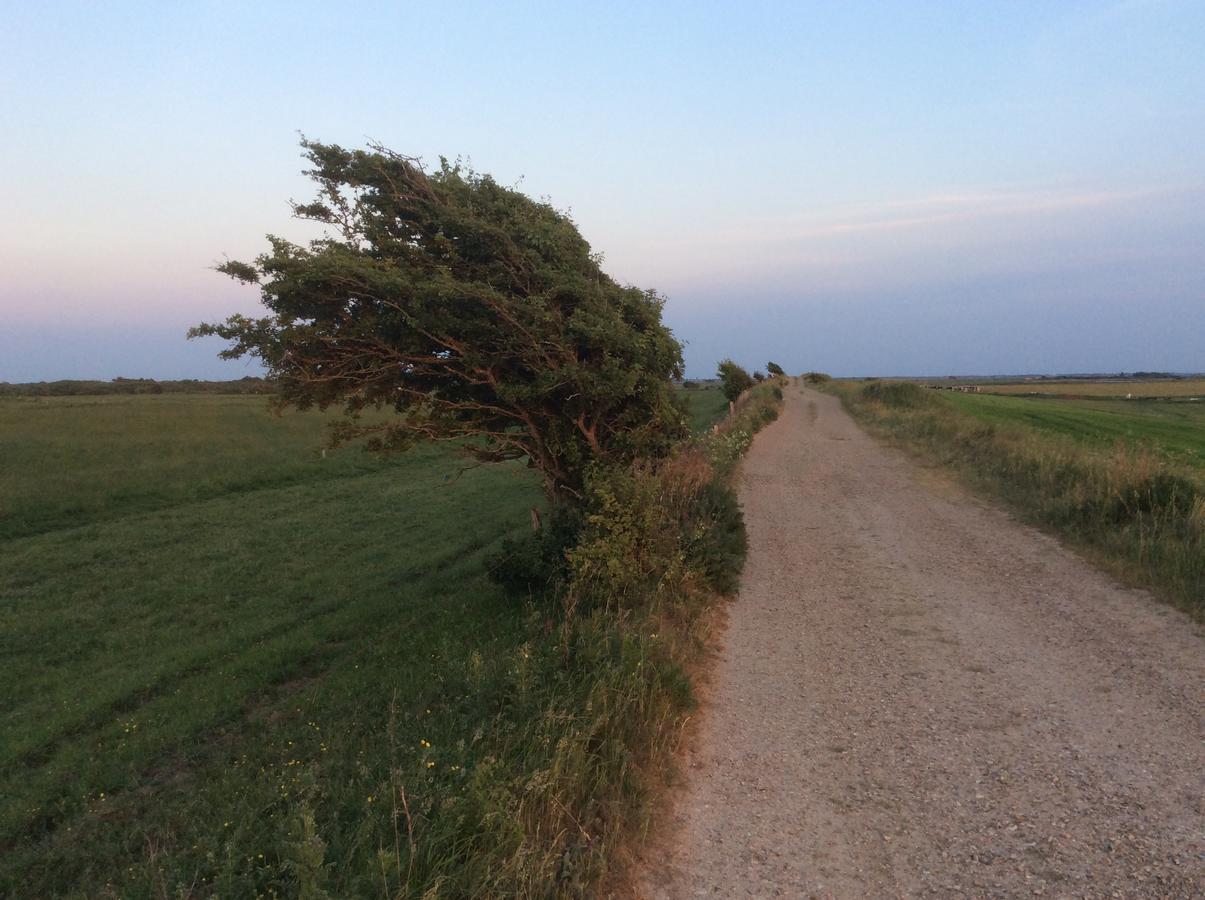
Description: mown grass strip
944,393,1205,471
0,394,402,541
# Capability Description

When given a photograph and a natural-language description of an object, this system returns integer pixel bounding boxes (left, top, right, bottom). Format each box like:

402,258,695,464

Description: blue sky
2,0,1203,379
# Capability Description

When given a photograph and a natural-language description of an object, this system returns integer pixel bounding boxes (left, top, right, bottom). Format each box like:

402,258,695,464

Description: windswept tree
192,141,686,504
766,361,785,377
716,359,755,402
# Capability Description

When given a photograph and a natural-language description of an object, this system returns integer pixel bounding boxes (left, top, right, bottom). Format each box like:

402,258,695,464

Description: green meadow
0,395,393,541
0,389,727,896
944,392,1205,473
681,385,729,434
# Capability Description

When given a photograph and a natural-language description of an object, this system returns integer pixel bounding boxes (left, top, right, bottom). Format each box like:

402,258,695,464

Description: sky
2,0,1203,380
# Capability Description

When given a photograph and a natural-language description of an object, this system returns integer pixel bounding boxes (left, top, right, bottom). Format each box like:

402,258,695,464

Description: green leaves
194,140,687,502
716,359,755,402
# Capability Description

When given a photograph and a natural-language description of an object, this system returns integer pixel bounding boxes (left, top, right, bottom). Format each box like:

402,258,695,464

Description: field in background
1,388,727,895
0,395,399,540
0,377,271,397
976,379,1205,398
944,393,1205,472
681,385,728,433
828,381,1203,619
0,387,728,541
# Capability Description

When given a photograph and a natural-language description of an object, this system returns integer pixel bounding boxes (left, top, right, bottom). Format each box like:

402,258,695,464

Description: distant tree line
0,377,272,397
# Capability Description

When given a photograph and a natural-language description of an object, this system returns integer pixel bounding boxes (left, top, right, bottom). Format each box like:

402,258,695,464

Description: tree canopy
716,359,755,402
192,141,686,503
766,361,785,377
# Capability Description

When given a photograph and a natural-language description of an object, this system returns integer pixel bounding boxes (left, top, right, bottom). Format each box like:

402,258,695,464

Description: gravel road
638,385,1204,898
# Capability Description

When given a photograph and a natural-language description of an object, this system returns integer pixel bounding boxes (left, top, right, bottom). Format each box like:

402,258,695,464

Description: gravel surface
637,385,1204,898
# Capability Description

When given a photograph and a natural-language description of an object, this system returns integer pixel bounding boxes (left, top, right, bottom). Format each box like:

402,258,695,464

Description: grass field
1,395,550,895
0,395,398,540
944,393,1205,472
976,378,1205,398
0,388,731,896
829,381,1204,619
681,386,728,433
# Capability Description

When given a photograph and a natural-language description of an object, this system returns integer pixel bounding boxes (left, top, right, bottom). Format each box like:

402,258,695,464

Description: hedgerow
464,378,785,895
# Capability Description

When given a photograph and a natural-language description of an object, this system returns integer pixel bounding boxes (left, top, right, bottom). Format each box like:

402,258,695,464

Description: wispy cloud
752,186,1174,244
632,182,1205,301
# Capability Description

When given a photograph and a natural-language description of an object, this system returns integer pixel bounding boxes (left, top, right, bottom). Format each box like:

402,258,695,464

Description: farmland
1,394,540,895
681,384,729,433
943,392,1205,472
976,378,1205,399
828,381,1204,618
0,394,396,541
0,387,729,896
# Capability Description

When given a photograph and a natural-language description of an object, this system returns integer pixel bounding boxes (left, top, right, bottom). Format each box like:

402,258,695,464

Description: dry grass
981,379,1205,398
828,381,1204,620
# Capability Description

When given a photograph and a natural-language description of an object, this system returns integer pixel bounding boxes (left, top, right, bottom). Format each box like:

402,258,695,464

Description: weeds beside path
640,386,1204,897
830,381,1204,619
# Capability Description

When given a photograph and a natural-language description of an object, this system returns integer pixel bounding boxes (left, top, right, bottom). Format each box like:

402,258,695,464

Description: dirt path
638,386,1204,898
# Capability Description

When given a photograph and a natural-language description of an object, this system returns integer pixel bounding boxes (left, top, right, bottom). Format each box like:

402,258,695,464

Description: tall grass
703,380,782,474
829,381,1204,619
679,385,729,433
445,377,785,894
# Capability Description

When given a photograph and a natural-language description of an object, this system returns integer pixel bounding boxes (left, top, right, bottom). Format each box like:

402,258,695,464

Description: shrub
566,463,684,610
860,380,934,409
565,447,719,609
470,372,782,894
488,506,583,598
681,480,747,594
1099,472,1199,525
717,359,755,402
703,381,782,473
491,381,782,605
